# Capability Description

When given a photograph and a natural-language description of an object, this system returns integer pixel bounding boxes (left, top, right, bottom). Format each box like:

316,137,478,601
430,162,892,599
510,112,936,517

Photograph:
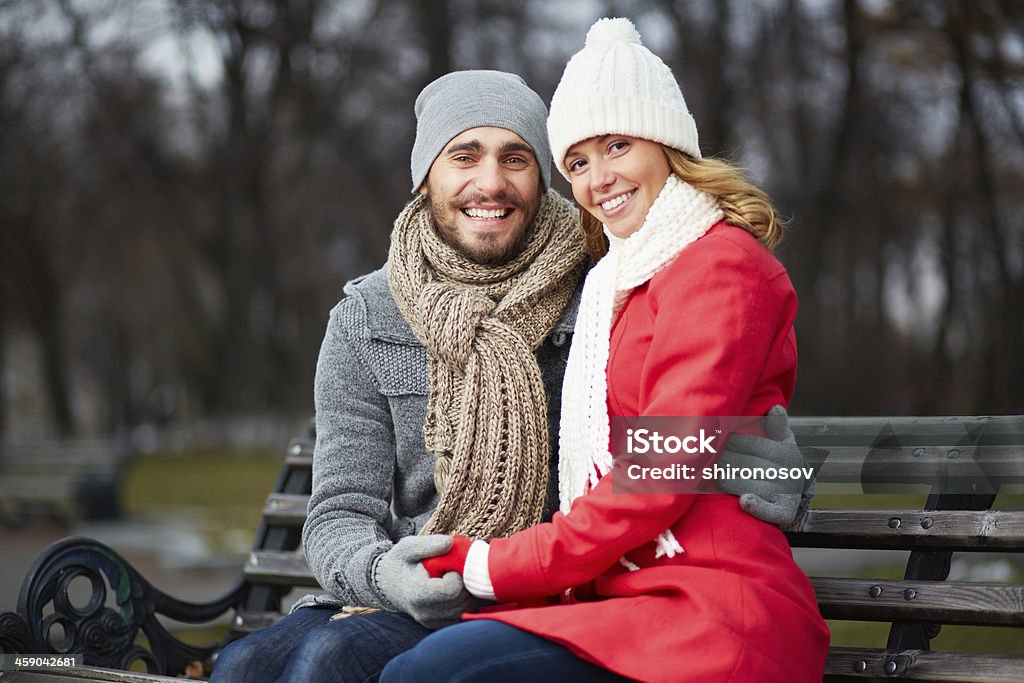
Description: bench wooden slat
801,445,1024,483
788,509,1024,550
262,493,308,526
284,453,313,469
244,551,319,587
8,667,186,682
812,578,1024,626
825,647,1024,682
232,611,284,634
790,416,1024,443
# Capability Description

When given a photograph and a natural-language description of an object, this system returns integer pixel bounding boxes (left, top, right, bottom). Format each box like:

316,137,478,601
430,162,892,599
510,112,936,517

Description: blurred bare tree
0,0,1021,439
619,0,1024,415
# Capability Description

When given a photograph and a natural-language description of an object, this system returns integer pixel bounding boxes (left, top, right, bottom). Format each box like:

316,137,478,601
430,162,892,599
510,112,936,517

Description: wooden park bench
0,439,132,526
0,415,1022,682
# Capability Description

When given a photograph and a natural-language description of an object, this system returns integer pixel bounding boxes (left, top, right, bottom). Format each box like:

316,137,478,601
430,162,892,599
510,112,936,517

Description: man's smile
462,207,513,220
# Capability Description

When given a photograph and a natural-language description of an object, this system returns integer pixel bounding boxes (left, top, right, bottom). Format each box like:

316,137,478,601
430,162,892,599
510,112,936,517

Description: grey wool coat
298,266,581,610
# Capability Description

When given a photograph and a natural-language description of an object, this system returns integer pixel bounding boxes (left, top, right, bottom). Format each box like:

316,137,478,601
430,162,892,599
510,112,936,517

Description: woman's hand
422,534,473,577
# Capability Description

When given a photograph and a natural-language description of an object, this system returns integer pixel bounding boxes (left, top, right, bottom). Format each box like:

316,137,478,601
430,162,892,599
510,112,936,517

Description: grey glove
371,534,476,629
715,405,815,527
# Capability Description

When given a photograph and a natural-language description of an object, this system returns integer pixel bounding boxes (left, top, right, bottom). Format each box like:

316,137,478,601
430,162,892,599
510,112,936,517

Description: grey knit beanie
411,70,552,192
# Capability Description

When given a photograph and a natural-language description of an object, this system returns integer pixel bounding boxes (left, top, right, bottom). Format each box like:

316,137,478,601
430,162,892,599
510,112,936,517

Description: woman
380,18,829,683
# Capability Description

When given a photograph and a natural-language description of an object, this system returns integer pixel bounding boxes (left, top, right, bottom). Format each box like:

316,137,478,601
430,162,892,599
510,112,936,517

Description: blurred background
0,0,1022,653
3,0,1023,442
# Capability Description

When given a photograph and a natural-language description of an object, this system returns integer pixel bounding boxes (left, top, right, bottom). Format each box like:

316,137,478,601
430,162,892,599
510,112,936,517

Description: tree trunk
418,0,451,86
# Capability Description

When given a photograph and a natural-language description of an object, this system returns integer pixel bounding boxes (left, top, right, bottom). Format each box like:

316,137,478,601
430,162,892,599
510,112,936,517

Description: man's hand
715,406,814,527
371,535,476,629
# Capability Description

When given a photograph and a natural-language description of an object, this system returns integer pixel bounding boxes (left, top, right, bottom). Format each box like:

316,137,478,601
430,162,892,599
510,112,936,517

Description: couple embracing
213,17,829,683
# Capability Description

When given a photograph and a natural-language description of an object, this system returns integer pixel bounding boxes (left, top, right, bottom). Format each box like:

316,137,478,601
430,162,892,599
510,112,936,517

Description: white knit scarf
557,174,724,562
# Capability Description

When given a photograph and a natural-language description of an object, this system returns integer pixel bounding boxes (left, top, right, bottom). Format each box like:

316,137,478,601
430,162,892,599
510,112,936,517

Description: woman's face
564,135,671,240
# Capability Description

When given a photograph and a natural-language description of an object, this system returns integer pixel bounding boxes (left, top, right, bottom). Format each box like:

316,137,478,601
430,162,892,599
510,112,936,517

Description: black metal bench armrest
0,536,247,676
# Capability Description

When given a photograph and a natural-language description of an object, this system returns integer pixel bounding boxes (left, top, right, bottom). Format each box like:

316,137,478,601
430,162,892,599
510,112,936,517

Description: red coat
465,223,830,682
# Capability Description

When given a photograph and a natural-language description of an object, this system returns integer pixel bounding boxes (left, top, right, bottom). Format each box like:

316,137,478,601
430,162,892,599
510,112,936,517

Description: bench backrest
0,439,131,524
786,416,1024,682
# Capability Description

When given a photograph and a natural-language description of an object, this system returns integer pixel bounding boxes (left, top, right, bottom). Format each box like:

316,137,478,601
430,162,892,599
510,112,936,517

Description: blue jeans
210,607,432,683
380,620,630,682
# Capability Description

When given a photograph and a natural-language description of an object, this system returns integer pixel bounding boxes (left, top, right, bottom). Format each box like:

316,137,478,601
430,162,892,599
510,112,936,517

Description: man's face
420,126,543,266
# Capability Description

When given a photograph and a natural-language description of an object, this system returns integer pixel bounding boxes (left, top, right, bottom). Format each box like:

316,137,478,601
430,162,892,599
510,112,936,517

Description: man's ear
417,182,428,196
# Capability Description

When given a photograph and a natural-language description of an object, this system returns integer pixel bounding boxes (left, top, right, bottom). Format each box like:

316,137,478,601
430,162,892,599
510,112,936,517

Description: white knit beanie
547,17,701,180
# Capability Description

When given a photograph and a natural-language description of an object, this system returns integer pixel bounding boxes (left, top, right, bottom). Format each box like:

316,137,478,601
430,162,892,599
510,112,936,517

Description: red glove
422,534,473,578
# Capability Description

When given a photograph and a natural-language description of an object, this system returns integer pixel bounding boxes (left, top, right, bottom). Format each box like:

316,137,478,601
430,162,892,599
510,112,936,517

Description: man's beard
427,190,542,266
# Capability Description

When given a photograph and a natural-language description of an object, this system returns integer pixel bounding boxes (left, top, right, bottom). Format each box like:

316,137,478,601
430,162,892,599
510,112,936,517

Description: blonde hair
578,147,785,260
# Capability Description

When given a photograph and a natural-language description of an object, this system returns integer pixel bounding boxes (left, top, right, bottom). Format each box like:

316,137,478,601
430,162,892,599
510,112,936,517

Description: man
210,70,808,683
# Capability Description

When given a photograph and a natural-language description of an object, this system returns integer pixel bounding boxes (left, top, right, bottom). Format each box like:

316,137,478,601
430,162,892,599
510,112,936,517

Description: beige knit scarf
388,189,586,540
